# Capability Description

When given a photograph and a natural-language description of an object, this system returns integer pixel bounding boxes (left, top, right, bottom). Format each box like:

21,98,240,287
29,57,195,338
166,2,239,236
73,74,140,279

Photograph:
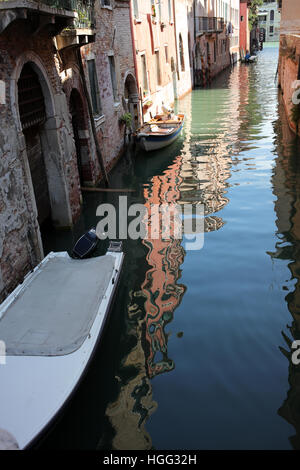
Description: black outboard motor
72,228,99,259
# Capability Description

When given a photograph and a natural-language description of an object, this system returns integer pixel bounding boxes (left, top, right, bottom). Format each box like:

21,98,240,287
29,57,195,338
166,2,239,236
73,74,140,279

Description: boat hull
137,115,184,152
0,251,124,449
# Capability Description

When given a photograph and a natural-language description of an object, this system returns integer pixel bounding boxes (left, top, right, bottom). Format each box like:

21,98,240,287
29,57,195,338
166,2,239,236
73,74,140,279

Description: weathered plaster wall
0,22,81,301
279,35,300,136
80,0,137,175
281,0,300,35
175,0,193,99
132,0,178,121
240,2,250,53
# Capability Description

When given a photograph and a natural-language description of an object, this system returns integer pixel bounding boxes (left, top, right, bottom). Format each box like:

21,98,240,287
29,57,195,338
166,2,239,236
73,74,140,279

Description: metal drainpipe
173,0,180,91
129,1,142,126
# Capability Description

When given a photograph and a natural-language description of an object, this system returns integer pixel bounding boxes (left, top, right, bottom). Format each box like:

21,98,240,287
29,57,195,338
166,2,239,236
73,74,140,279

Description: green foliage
248,0,264,31
119,113,133,128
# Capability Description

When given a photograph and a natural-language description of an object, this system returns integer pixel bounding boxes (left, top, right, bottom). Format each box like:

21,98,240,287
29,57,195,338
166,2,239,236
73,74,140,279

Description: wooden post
201,54,206,87
76,49,109,187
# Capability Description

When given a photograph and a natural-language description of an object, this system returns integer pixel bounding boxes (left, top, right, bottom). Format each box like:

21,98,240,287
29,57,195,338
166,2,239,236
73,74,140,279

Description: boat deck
0,254,114,356
0,251,124,449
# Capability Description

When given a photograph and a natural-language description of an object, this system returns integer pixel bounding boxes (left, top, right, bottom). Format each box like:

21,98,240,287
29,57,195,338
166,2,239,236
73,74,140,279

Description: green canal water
41,44,300,450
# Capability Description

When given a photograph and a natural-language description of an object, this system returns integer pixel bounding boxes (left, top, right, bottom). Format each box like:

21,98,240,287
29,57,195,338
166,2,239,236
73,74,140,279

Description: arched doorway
124,73,139,130
16,59,73,239
70,89,85,185
18,63,50,228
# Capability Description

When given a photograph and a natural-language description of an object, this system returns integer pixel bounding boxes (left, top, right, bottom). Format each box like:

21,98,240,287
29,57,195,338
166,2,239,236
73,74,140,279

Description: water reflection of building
178,71,243,233
104,292,157,450
104,154,186,449
142,155,186,379
270,97,300,450
104,65,256,450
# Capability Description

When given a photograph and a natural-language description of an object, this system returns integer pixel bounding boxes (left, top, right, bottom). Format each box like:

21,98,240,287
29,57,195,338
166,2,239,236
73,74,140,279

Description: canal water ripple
41,45,300,450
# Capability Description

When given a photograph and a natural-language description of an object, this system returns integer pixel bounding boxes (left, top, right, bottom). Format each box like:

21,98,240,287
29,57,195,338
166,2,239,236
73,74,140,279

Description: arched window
179,34,185,72
18,63,46,130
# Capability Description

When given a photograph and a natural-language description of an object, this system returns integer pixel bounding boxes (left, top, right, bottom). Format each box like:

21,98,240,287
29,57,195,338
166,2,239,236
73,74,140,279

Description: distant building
258,0,281,42
194,0,240,87
130,0,194,122
240,0,251,54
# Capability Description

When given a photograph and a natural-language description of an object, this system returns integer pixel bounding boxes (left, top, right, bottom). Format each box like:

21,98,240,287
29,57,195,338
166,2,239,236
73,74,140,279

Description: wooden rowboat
136,114,184,152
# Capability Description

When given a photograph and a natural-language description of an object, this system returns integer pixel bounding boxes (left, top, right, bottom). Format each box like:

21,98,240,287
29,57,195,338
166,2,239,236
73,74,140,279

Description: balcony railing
72,0,95,29
0,0,74,9
196,16,224,35
0,0,95,28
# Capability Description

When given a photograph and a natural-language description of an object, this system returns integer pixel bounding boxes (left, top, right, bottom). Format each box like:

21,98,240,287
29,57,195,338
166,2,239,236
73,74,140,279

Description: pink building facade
278,0,300,135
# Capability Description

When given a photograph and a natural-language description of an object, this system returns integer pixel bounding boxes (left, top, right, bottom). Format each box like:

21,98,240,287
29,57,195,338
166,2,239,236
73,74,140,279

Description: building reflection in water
104,73,245,450
104,153,186,450
142,154,186,380
270,96,300,450
178,67,245,233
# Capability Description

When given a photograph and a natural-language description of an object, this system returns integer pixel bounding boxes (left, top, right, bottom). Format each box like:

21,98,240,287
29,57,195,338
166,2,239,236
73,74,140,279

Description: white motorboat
0,243,124,449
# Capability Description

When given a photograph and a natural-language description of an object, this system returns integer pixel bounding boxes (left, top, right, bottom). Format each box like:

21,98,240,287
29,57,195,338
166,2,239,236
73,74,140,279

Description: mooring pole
76,48,109,187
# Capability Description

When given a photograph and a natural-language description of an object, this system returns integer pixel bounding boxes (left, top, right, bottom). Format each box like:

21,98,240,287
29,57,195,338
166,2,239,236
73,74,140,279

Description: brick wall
279,34,300,135
0,22,81,300
79,0,136,171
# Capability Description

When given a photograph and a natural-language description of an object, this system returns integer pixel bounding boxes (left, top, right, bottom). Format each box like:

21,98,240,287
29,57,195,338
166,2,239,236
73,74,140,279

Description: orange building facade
130,0,179,121
278,0,300,136
240,0,250,55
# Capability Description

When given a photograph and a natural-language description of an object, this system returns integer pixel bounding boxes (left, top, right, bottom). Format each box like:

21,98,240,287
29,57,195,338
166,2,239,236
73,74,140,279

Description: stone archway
13,54,74,258
124,72,139,130
18,63,51,228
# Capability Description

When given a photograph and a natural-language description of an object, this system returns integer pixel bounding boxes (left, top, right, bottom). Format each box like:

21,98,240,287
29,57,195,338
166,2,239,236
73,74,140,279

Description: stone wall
0,2,138,301
0,22,81,301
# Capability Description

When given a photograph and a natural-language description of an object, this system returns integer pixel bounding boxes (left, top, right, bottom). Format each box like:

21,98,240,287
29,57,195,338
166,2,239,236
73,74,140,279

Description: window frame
87,59,102,117
108,54,119,103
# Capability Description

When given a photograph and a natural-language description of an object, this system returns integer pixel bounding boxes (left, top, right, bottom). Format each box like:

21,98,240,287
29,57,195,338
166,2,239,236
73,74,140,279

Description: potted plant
119,113,133,144
119,113,133,129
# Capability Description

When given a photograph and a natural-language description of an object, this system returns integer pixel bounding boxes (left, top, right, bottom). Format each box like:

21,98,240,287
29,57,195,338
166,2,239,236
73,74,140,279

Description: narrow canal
41,44,300,450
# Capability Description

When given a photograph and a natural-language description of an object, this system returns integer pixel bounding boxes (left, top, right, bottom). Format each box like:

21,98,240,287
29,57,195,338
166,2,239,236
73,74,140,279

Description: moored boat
0,243,124,449
136,114,184,152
